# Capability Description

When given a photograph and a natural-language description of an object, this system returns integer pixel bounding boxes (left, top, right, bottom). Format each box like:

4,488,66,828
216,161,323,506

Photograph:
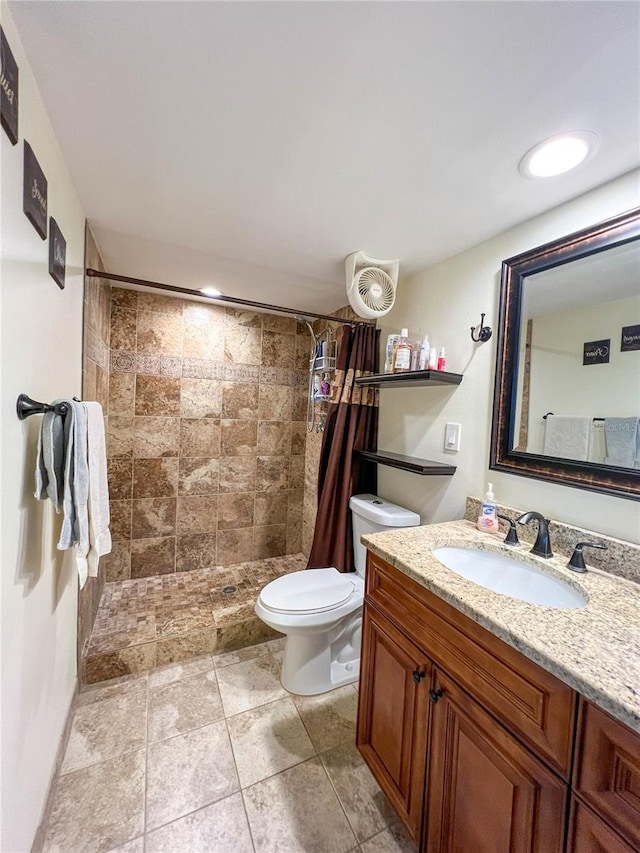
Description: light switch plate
444,422,461,452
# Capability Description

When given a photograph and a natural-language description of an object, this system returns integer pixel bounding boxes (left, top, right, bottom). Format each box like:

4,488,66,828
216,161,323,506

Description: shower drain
222,585,238,595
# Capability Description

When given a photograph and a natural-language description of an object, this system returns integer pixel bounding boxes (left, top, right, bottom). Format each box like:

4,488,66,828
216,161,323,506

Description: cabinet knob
429,688,444,703
412,669,426,684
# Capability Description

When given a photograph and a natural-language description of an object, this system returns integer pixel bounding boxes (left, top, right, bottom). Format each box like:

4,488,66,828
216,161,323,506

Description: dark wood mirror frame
490,206,640,501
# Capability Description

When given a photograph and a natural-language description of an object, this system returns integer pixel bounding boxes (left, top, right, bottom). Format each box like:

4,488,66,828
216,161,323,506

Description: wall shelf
355,369,463,388
357,450,456,476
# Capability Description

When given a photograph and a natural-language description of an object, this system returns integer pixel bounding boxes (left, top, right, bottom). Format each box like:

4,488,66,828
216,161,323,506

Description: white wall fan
345,252,399,320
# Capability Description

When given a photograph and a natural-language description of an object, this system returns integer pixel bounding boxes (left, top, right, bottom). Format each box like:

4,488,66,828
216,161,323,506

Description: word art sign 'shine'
49,217,66,290
583,338,610,366
0,27,18,145
621,324,640,353
23,140,47,239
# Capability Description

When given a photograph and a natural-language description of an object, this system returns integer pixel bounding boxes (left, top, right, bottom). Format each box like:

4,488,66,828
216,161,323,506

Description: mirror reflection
512,239,640,468
491,207,640,499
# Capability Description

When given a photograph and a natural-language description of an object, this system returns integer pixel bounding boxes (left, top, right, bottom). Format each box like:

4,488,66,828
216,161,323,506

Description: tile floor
41,637,417,853
83,555,306,683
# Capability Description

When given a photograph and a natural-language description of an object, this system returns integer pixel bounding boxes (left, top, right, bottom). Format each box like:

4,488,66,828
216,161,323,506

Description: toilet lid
259,568,356,615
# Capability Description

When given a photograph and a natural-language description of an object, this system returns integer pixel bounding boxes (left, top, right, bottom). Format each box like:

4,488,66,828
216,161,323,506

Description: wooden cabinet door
424,670,567,853
574,700,640,850
356,603,432,842
568,797,635,853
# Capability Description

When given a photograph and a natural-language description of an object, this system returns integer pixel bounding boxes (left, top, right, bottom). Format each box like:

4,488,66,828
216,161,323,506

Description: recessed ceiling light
200,286,223,297
519,131,598,178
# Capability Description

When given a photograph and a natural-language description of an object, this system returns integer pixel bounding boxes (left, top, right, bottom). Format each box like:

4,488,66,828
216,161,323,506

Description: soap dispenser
477,483,499,534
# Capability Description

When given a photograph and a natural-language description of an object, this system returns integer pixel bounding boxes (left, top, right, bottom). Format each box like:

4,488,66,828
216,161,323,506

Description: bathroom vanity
356,521,640,853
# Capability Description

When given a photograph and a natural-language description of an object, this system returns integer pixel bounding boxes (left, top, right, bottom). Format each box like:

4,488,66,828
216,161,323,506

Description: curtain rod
85,268,357,326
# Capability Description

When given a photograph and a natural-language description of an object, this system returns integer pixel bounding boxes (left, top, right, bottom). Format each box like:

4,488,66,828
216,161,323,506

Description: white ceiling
10,1,640,314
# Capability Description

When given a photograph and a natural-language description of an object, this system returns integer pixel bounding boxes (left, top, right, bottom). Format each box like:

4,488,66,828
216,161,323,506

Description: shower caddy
305,325,337,433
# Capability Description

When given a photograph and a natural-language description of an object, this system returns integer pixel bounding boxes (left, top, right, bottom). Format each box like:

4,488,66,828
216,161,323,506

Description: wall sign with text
49,217,66,290
621,324,640,353
0,27,18,145
23,140,47,239
583,339,610,366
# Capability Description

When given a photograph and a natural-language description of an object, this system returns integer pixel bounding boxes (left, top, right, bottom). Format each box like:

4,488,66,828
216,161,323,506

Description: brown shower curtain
307,323,380,573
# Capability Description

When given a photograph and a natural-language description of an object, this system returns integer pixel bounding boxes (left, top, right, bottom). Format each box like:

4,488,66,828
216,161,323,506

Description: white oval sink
432,547,587,609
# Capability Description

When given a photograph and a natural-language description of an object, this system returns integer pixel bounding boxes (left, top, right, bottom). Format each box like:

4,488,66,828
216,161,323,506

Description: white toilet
255,494,420,695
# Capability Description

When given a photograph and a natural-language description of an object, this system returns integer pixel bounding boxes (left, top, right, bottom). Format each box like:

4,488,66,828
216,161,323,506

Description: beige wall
377,170,640,544
105,288,309,578
0,6,85,850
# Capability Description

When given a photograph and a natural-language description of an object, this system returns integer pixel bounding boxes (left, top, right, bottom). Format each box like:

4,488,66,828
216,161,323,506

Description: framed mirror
490,207,640,500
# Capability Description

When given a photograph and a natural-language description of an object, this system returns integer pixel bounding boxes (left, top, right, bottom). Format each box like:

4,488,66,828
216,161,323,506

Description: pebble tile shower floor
83,555,306,684
39,638,417,852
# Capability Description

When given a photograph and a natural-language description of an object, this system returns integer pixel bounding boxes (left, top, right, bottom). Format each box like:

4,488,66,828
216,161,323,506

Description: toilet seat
259,568,356,615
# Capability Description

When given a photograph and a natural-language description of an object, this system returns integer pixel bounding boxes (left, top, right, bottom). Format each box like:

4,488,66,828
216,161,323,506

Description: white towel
84,402,112,577
543,416,592,462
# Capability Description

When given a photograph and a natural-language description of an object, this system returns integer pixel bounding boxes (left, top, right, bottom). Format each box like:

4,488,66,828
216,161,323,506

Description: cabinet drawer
568,798,635,853
366,552,576,778
574,699,640,850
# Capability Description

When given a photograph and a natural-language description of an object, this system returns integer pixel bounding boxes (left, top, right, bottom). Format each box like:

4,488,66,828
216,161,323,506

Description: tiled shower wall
104,287,311,581
79,226,111,660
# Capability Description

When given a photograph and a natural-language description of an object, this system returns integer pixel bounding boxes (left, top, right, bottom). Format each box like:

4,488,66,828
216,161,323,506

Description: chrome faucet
516,511,553,558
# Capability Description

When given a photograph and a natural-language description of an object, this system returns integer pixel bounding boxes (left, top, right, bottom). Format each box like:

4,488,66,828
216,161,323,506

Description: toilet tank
349,494,420,576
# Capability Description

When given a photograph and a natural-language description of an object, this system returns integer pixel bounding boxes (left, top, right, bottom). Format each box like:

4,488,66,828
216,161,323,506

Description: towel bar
543,412,605,422
16,394,72,420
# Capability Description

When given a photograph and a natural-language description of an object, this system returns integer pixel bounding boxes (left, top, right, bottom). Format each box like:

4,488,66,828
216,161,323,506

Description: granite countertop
361,520,640,734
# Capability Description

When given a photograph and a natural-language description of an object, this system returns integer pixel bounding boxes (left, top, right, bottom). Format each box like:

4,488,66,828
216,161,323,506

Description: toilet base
280,612,362,695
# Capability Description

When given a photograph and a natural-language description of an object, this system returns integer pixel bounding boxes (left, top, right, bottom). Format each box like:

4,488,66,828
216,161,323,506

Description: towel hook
470,313,492,343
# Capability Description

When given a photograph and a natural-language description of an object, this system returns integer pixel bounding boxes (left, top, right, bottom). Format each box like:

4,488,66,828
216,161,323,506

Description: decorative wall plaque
49,217,66,289
621,324,640,352
0,27,18,145
23,141,47,239
583,339,610,366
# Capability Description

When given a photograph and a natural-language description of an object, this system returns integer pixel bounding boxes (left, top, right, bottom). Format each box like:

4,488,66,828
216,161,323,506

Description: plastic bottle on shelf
428,347,438,370
410,345,419,371
419,334,430,370
384,334,401,373
392,329,412,372
437,347,447,371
